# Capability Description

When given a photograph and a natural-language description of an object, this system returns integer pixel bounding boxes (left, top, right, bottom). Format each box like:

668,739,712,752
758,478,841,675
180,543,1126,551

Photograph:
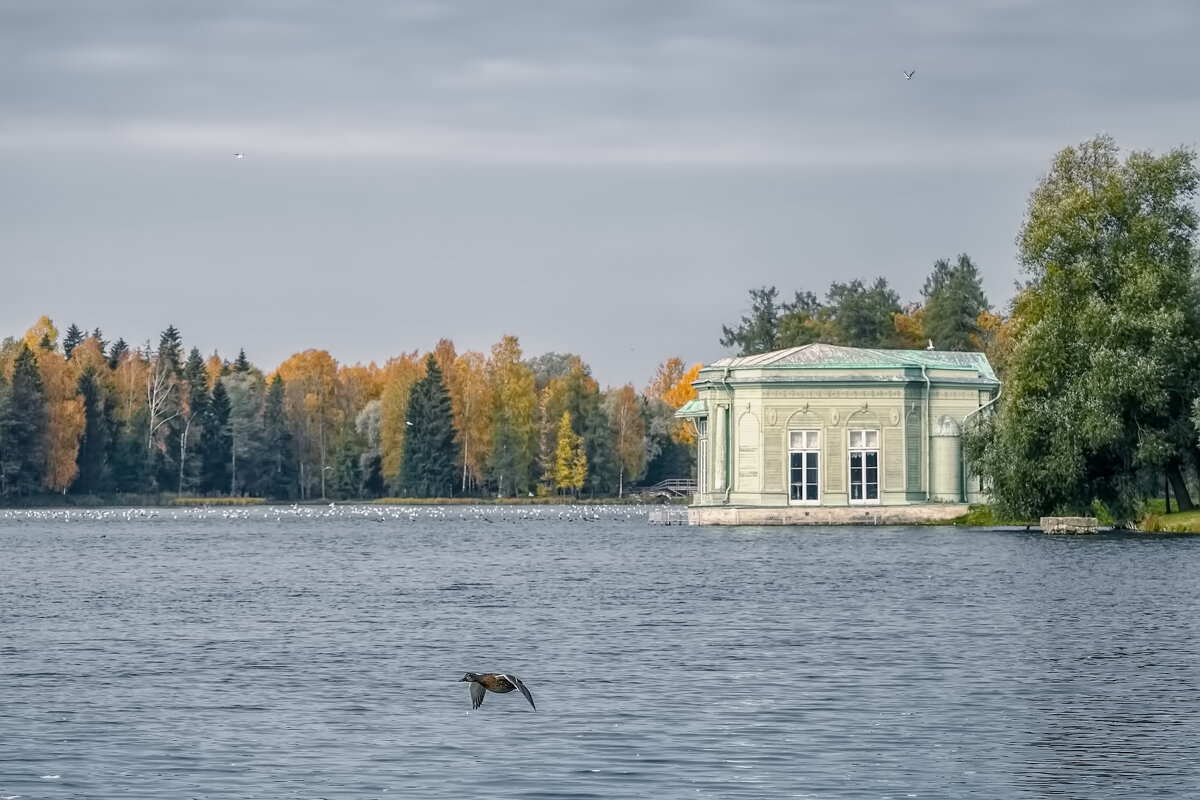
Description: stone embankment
1040,516,1099,534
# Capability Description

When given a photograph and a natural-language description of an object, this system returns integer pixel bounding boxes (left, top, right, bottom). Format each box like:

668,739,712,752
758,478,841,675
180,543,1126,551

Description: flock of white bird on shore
0,503,654,524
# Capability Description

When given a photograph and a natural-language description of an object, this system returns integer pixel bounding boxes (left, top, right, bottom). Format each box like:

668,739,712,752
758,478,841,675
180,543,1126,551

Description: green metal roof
704,343,998,383
674,398,708,418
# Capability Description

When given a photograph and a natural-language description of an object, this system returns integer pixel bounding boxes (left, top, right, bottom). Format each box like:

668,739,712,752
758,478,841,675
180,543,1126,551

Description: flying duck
459,672,536,710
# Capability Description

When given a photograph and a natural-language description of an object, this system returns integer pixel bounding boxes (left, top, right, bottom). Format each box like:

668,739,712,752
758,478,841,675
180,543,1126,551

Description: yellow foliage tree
660,362,703,444
277,349,343,499
487,335,538,495
553,411,578,495
68,338,111,384
892,302,926,349
23,315,59,353
337,362,383,425
37,350,85,492
205,353,225,389
646,357,687,399
608,384,646,497
452,350,494,493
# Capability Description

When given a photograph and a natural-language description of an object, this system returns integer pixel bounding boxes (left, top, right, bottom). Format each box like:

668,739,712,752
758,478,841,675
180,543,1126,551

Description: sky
3,1,1200,389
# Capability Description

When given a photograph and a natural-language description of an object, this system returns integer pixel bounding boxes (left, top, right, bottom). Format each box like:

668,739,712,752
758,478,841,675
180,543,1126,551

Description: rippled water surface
3,505,1200,798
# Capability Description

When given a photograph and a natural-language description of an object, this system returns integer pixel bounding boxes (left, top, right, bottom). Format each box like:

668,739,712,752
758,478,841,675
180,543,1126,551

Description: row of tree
718,254,998,366
0,321,701,503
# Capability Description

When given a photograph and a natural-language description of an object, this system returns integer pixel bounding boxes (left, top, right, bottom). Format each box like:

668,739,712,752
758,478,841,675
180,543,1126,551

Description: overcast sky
3,1,1199,388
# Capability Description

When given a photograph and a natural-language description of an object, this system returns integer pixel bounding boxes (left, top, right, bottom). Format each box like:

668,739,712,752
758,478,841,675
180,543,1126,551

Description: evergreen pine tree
73,368,112,494
0,345,47,498
111,406,153,493
91,328,107,353
62,324,84,360
152,326,185,491
158,325,183,372
108,338,128,370
921,254,989,351
201,380,232,495
179,347,208,493
400,355,460,498
259,375,294,499
234,348,251,373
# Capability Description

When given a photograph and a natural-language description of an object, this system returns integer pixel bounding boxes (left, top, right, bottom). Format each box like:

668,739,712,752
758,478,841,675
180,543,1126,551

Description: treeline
0,320,700,503
718,254,1007,373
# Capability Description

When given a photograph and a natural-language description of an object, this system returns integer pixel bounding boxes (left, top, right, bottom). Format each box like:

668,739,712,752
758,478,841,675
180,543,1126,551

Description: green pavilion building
675,343,1000,525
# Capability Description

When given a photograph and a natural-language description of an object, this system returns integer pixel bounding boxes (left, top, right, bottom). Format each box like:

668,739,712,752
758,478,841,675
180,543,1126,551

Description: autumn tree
452,351,493,494
892,303,926,350
277,349,342,499
606,384,647,497
23,315,58,354
38,349,85,493
553,411,580,496
488,335,538,496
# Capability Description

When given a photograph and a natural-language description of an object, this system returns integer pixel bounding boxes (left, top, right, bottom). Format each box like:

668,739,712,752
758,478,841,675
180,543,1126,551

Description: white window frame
696,417,709,494
788,430,821,505
848,429,880,505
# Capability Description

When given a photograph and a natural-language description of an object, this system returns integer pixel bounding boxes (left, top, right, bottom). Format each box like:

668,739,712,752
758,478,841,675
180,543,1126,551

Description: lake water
2,505,1199,799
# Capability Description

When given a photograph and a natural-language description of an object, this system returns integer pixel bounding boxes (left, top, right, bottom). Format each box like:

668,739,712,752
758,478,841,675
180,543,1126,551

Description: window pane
865,430,879,448
791,452,804,468
806,483,818,500
867,481,878,500
866,452,878,469
806,431,820,449
850,430,863,448
806,452,818,469
790,431,803,449
790,483,802,500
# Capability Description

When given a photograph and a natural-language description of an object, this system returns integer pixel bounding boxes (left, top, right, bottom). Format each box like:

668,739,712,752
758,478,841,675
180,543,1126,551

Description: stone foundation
688,504,969,526
1040,516,1099,534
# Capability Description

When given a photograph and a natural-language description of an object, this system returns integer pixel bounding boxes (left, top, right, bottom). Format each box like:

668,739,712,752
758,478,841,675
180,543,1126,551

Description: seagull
926,339,935,350
903,70,915,80
459,672,536,711
233,153,244,158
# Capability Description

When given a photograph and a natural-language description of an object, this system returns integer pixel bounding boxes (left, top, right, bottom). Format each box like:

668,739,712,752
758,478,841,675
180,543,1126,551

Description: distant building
675,343,1000,525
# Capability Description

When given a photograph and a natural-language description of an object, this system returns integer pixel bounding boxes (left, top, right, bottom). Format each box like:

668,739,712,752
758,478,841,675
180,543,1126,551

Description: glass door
788,430,820,504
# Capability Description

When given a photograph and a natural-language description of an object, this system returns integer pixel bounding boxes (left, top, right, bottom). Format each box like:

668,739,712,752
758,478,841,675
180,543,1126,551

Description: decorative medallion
890,408,900,426
766,407,778,426
831,408,840,425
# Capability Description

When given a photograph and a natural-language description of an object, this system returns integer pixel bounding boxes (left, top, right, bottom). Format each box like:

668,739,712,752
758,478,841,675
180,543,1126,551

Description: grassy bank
947,502,1200,532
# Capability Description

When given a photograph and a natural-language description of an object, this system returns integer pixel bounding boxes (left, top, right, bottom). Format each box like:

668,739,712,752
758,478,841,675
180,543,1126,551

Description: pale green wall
691,379,995,508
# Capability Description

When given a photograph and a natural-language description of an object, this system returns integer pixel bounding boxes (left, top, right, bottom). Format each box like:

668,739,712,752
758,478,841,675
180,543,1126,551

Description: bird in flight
459,672,536,710
903,70,915,80
233,153,244,159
